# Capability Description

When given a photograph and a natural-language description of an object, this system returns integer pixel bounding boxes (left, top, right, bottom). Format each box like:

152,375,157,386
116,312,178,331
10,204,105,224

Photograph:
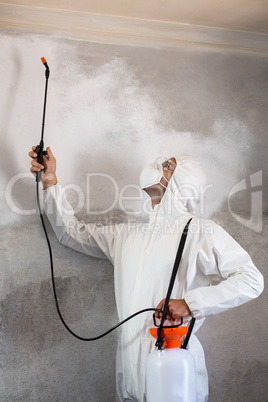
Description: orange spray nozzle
40,57,50,76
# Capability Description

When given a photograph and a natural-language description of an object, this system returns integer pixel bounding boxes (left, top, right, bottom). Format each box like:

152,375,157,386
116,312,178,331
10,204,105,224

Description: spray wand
35,57,164,340
35,57,50,183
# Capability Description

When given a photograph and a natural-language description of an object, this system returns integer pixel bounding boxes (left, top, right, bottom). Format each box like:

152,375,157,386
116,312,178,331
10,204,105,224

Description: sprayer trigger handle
35,145,47,159
35,144,46,183
35,144,41,153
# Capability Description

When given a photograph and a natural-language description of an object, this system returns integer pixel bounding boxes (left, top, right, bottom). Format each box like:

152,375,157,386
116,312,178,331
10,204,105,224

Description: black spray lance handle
35,142,47,183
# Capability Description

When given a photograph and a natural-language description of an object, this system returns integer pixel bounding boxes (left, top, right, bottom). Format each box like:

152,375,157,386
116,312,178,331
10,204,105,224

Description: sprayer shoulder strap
155,217,193,349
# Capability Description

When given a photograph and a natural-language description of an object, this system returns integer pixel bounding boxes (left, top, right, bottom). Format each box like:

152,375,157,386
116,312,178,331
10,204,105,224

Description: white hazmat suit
43,155,263,402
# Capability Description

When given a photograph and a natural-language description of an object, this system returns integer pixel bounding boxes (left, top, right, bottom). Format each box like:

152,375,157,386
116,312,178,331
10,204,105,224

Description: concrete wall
0,33,267,401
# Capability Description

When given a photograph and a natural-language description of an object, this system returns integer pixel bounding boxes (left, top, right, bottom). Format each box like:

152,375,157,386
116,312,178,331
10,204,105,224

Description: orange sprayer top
41,57,47,64
149,327,188,349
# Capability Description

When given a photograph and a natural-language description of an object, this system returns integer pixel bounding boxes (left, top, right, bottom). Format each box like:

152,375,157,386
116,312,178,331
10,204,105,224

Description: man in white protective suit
29,146,264,402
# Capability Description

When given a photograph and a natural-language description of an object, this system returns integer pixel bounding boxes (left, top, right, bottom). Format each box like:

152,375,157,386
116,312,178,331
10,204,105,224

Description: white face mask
139,163,169,189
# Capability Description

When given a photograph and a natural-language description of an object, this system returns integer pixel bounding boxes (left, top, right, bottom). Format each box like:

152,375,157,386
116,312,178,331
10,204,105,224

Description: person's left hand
155,299,191,321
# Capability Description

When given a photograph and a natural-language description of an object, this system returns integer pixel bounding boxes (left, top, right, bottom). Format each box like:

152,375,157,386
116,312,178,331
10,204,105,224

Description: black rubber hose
36,181,163,341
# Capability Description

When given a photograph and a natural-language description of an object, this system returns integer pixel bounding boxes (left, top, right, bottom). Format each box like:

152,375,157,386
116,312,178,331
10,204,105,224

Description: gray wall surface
0,33,267,401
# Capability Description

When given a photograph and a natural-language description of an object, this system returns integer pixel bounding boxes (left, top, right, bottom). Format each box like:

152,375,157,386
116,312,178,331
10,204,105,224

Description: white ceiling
2,0,268,33
0,1,267,53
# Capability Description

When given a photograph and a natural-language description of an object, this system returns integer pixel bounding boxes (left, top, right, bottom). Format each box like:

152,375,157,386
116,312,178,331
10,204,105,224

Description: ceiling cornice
0,3,267,55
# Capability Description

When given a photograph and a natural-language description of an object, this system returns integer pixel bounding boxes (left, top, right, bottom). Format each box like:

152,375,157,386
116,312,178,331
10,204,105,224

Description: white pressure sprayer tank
145,326,197,402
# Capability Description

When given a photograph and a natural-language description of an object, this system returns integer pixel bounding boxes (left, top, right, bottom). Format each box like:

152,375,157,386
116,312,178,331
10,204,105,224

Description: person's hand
155,299,191,321
29,146,58,189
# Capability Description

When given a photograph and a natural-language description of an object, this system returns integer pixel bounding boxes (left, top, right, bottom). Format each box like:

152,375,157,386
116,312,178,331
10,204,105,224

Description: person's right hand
155,298,191,321
29,146,58,190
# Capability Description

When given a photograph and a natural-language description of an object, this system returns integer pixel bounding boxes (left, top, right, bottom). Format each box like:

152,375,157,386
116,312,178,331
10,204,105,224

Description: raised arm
29,146,119,262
